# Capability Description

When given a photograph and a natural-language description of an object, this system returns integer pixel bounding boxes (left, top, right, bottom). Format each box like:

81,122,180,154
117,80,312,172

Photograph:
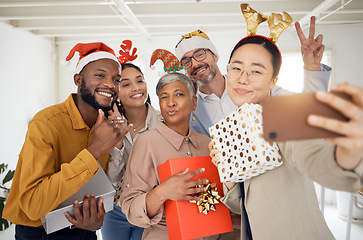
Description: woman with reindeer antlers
209,4,363,240
101,40,162,240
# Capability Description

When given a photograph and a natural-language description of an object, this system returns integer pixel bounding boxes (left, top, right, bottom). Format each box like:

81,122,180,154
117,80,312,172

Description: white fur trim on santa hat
76,51,121,74
175,36,219,60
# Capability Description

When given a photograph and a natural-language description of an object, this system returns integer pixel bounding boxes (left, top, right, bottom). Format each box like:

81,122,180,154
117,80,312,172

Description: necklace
131,121,145,132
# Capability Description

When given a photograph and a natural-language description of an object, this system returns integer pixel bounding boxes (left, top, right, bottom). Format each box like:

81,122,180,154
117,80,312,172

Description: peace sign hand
295,16,325,71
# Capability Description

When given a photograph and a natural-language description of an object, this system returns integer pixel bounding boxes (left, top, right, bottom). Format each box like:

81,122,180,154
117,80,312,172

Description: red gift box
158,155,233,240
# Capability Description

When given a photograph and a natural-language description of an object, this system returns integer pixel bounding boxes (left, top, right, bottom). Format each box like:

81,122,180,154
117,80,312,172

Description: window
278,49,332,93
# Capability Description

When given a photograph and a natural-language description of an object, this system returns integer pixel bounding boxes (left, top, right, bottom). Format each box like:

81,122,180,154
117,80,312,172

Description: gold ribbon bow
189,183,221,215
175,29,210,49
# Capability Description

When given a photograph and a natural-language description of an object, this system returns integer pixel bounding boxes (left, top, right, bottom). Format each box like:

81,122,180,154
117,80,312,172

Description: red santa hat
66,42,121,74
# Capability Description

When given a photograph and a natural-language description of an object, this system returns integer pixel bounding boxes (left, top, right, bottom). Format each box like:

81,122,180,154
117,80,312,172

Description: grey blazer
221,139,363,240
189,64,332,137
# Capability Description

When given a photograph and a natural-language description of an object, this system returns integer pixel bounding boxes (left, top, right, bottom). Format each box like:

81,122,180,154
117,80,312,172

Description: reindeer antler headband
118,40,138,64
240,3,293,42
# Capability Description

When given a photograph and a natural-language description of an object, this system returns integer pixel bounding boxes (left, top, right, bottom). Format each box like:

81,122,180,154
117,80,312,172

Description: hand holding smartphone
261,92,350,142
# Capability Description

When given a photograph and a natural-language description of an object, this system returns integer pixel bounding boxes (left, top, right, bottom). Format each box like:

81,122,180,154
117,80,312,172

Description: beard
80,80,116,112
190,64,217,87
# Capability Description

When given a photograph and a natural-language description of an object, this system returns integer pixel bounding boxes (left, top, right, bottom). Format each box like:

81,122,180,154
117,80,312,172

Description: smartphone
261,92,350,142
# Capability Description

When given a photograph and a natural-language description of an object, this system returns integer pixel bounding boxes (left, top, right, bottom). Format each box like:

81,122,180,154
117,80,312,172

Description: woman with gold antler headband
209,4,363,240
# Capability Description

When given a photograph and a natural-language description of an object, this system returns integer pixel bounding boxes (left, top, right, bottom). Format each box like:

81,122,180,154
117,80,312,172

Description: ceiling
1,0,363,43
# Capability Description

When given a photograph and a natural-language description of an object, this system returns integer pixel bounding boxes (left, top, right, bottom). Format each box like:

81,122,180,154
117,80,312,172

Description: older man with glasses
174,18,332,239
175,23,331,138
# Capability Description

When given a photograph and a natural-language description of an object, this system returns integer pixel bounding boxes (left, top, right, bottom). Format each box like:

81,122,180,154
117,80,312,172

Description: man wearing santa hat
3,42,131,239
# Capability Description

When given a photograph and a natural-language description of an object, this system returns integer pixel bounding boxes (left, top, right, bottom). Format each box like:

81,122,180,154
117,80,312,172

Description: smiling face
226,44,278,107
118,67,147,110
182,48,218,87
77,58,121,112
158,80,197,135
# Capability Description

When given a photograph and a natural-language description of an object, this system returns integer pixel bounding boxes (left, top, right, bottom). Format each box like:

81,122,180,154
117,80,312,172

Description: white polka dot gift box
209,103,282,183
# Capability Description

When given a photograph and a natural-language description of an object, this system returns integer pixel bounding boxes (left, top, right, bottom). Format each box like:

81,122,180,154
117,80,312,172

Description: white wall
0,22,56,170
0,22,55,238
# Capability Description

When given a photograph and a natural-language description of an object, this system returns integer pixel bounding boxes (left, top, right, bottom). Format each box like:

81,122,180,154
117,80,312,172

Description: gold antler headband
241,3,293,42
240,3,267,35
268,12,293,42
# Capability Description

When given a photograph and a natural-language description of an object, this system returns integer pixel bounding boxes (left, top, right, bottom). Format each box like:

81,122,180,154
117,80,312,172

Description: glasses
227,63,267,82
180,49,207,68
